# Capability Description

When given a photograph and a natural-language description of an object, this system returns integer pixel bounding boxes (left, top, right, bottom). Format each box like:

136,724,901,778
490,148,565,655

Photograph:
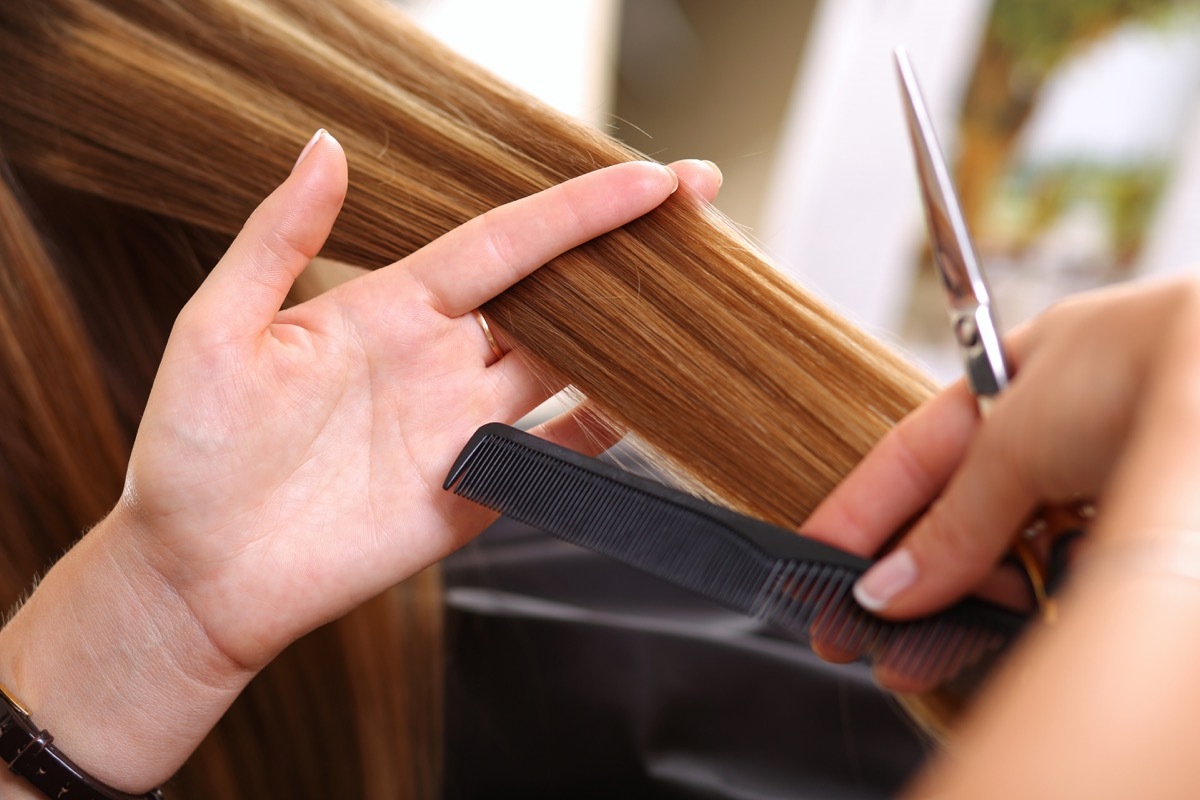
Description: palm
132,256,520,667
121,135,719,670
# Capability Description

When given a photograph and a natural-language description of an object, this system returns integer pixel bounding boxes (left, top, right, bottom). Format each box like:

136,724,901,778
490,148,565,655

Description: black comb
445,423,1029,688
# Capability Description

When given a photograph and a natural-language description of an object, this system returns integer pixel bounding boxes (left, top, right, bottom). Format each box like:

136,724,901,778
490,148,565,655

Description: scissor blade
895,47,1009,400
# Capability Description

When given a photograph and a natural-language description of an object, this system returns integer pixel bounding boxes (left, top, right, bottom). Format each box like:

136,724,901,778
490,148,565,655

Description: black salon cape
443,518,928,799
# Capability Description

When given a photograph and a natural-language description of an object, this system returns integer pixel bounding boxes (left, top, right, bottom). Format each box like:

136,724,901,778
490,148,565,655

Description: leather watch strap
0,684,163,800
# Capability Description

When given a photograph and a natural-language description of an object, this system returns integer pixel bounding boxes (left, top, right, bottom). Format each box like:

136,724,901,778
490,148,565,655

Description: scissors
893,48,1011,415
893,48,1091,617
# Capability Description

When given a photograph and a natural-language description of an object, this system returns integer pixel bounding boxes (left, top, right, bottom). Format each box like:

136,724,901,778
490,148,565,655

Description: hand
801,278,1200,644
118,131,723,673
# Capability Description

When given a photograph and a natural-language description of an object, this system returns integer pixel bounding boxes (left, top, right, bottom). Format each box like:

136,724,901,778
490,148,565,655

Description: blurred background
400,0,1200,382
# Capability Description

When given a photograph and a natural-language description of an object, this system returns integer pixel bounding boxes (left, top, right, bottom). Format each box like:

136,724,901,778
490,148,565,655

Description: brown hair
0,0,938,795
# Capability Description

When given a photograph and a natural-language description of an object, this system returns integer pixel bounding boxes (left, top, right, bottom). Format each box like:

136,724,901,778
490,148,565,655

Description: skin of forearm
907,568,1200,800
0,507,254,795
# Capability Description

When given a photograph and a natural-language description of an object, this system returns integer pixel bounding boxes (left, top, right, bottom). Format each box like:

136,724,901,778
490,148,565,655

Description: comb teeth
450,433,780,611
760,564,1008,686
446,424,1023,688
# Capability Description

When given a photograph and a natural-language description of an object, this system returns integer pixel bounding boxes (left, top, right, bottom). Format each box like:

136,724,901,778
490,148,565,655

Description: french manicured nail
292,129,325,173
661,163,680,193
702,160,723,187
854,548,917,612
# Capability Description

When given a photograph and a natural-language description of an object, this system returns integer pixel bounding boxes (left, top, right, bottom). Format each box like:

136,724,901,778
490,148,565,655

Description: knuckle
911,498,995,586
558,185,589,236
1032,292,1094,343
257,224,310,269
891,423,945,496
476,208,524,283
991,407,1033,479
1169,275,1200,316
921,499,976,562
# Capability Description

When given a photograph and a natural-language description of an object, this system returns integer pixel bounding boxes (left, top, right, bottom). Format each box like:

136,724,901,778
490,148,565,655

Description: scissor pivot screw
954,316,980,349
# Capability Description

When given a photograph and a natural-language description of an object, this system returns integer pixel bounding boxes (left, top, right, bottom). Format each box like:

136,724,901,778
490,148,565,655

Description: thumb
186,129,348,338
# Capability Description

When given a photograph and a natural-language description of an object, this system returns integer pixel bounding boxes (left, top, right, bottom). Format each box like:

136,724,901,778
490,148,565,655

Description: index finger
406,161,679,318
800,379,979,556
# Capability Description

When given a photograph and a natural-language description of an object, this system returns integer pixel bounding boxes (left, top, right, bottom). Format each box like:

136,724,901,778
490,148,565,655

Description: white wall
401,0,621,126
761,0,994,342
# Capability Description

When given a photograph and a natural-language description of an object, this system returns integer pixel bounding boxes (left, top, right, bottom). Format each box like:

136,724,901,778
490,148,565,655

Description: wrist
0,507,254,794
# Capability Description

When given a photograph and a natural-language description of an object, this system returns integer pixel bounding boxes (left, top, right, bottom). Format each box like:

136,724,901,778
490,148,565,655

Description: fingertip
856,505,1019,619
649,160,680,194
291,129,326,173
811,637,860,665
872,663,938,694
668,158,723,203
854,548,918,614
611,160,678,198
292,128,343,166
289,129,348,205
664,163,680,194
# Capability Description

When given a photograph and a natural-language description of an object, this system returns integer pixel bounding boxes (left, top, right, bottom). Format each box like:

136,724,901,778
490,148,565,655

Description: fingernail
661,163,680,194
292,129,325,173
702,160,723,187
854,549,917,612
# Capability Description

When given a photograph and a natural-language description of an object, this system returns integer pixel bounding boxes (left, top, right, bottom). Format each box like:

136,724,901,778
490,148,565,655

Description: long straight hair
0,0,938,796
